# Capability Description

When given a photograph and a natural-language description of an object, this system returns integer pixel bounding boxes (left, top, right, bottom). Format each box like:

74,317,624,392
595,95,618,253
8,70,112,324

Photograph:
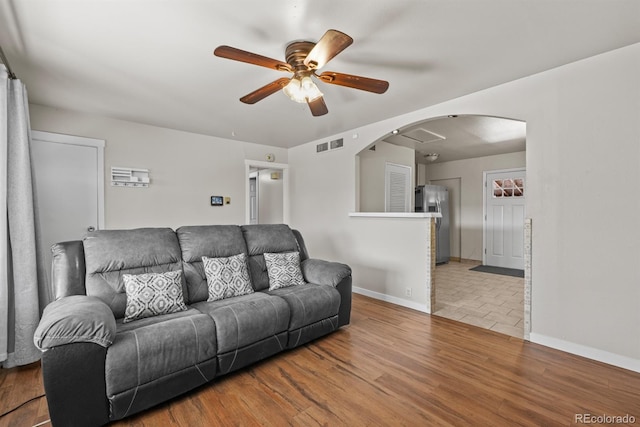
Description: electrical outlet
405,288,412,297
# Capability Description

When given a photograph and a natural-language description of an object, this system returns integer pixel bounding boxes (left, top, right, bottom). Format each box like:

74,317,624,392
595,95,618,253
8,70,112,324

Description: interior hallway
433,262,524,338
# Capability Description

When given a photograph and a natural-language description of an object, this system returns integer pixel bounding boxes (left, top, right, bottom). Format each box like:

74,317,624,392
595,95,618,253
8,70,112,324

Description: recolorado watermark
575,413,636,424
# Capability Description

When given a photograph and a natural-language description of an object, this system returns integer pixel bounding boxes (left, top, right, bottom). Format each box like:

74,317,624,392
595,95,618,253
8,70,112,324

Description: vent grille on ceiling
400,128,446,144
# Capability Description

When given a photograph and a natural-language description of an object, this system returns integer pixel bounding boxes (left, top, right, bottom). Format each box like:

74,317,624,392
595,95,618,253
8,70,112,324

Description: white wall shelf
111,166,150,188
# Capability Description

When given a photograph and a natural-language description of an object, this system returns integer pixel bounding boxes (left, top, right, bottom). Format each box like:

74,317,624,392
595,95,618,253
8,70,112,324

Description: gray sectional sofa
33,224,352,427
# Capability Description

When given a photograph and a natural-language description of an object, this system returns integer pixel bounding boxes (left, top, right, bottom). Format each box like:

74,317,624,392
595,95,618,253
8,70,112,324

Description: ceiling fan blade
240,78,291,104
214,46,292,72
307,96,328,117
304,30,353,70
317,71,389,94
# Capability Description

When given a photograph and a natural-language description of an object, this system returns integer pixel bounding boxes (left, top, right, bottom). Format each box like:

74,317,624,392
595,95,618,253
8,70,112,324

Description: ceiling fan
214,29,389,117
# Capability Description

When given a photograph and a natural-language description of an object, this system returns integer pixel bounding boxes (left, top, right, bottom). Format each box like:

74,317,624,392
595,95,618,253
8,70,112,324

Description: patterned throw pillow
123,270,188,323
264,251,306,291
202,253,254,302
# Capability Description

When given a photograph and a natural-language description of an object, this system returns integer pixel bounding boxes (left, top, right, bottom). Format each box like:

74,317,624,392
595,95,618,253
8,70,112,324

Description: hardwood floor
2,293,640,426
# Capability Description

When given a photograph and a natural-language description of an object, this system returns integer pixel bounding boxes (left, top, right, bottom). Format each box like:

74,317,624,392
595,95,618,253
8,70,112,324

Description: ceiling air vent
401,128,446,144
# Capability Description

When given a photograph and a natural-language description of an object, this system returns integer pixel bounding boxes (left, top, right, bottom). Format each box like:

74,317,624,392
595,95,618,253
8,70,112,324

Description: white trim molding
530,333,640,373
353,286,429,314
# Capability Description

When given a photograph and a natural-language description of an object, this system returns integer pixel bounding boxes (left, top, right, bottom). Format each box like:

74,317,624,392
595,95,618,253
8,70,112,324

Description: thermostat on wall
211,196,223,206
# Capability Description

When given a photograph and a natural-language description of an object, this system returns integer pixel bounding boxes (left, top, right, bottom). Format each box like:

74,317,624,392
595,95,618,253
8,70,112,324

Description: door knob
87,226,96,232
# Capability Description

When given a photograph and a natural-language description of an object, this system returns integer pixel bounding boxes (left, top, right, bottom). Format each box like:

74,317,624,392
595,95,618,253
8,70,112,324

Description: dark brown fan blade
240,78,291,104
214,46,292,72
303,30,353,70
307,96,328,116
317,71,389,94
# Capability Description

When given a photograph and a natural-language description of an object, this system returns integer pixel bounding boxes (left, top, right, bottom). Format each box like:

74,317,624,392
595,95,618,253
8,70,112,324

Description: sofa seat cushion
191,292,289,354
267,284,340,331
105,309,216,398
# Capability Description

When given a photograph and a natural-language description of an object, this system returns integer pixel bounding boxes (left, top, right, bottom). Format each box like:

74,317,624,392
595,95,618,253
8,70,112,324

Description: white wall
257,169,284,224
29,104,287,230
289,43,640,370
28,43,640,370
426,151,526,261
358,140,415,212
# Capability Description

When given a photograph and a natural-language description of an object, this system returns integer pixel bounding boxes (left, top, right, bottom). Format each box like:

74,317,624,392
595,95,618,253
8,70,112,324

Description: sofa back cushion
176,225,248,304
83,228,184,319
241,224,300,291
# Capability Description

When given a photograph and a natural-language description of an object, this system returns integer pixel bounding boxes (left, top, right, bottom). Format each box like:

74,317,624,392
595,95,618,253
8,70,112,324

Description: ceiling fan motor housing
285,41,316,77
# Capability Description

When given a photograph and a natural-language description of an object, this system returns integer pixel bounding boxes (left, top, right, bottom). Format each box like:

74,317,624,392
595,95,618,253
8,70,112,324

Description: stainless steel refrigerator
415,185,450,264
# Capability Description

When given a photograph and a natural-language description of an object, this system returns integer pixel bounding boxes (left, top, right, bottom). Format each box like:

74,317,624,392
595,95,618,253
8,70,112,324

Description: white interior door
485,169,525,269
385,162,411,212
31,131,104,296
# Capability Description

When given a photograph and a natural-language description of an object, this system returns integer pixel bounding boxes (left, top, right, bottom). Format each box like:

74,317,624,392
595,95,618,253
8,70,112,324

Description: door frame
31,130,105,230
244,160,289,225
482,167,525,266
248,171,259,224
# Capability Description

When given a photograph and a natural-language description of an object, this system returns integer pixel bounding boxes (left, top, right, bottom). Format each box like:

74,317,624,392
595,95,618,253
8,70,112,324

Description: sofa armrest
34,295,116,350
301,258,351,287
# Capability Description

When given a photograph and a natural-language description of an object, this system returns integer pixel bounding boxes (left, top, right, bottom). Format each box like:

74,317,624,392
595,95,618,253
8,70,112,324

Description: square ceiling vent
401,128,446,144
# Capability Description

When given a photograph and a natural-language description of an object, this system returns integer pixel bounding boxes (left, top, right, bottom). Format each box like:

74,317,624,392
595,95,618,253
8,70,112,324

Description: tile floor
433,261,524,338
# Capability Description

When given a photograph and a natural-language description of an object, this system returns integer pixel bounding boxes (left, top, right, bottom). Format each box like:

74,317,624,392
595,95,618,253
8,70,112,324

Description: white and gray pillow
264,251,305,290
202,253,254,301
123,270,187,323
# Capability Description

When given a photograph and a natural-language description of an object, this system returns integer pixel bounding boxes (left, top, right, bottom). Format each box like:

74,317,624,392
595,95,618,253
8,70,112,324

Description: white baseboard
529,333,640,373
353,286,429,314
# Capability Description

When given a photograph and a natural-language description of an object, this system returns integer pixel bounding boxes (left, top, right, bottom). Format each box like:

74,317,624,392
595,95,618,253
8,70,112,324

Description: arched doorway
356,114,530,339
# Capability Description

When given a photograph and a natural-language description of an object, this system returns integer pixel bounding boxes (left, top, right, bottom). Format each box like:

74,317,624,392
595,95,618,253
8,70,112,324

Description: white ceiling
1,1,639,149
383,115,526,164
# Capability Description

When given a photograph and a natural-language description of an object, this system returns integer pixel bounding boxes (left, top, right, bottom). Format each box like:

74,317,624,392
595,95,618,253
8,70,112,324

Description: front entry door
485,169,526,269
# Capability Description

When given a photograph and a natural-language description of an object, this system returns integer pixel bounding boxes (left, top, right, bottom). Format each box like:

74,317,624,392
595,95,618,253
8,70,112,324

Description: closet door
31,131,104,298
385,162,411,213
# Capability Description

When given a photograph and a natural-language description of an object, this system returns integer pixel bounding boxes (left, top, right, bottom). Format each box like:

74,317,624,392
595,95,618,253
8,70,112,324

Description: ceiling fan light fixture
301,76,323,101
283,75,322,103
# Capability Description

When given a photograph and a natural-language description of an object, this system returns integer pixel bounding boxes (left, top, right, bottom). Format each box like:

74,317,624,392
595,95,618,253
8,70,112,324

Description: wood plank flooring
2,293,640,426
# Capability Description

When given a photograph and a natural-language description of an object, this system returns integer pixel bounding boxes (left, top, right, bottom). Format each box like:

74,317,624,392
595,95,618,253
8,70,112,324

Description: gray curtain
1,64,43,368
